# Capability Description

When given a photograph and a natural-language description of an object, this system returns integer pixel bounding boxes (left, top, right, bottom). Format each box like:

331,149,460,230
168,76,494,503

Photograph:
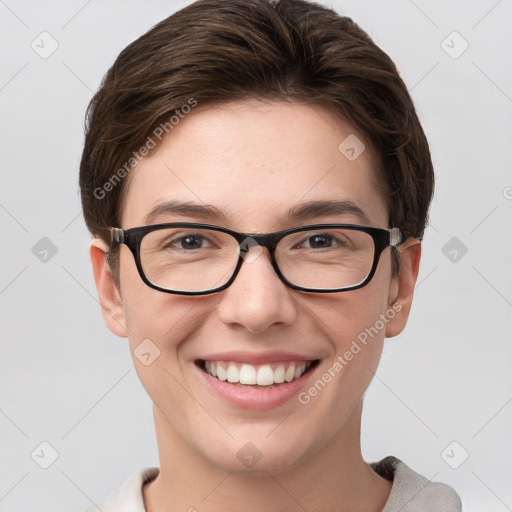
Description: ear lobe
90,238,128,338
385,238,422,338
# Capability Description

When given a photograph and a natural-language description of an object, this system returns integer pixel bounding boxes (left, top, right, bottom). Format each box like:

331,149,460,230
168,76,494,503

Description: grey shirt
86,456,462,512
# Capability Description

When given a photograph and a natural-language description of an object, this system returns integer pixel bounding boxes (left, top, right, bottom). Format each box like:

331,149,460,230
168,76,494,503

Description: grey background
1,0,511,510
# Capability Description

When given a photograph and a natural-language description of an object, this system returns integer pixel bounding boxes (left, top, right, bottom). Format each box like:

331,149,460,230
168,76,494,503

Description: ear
90,238,128,338
385,238,422,338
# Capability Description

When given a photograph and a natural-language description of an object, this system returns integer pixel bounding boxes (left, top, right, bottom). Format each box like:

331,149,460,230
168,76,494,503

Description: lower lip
197,363,318,410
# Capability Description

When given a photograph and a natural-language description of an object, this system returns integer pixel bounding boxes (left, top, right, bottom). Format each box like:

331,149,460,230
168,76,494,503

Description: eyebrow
144,201,228,225
285,199,371,225
144,199,371,226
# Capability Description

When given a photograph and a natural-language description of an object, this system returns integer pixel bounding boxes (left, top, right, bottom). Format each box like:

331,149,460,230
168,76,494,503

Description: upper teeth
204,361,311,386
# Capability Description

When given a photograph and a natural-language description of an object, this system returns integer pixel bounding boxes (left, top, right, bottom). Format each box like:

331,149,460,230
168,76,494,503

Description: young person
80,0,463,510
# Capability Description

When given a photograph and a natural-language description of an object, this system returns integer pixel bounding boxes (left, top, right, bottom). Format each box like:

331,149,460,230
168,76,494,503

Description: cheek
122,290,203,354
317,274,390,349
120,278,213,402
120,294,195,412
310,267,393,394
326,294,385,380
117,246,188,343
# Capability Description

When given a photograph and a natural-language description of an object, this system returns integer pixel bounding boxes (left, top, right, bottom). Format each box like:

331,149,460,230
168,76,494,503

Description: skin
90,100,421,512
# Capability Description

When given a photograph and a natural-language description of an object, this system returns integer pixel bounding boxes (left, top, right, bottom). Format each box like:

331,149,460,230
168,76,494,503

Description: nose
217,246,298,334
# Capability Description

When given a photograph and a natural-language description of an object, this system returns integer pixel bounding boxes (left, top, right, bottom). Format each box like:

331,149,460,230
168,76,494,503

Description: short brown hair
79,0,434,279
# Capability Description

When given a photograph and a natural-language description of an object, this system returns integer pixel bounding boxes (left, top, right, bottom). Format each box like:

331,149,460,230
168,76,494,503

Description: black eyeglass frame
109,223,403,296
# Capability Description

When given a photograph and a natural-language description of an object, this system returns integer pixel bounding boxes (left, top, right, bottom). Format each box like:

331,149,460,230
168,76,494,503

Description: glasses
109,223,403,295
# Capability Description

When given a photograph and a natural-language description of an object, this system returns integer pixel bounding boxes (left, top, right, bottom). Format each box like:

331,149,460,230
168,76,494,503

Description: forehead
121,100,388,230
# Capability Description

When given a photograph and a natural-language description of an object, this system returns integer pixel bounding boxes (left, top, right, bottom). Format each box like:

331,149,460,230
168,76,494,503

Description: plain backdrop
1,1,511,511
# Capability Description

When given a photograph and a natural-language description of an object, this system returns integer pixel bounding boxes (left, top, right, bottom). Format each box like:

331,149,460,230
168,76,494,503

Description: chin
200,434,314,476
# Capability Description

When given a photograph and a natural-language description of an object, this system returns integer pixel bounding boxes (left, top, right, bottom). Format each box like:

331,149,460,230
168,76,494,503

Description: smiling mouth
197,359,320,388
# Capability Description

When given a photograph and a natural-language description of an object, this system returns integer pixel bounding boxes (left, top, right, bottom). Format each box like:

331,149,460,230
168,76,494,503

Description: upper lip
198,351,319,365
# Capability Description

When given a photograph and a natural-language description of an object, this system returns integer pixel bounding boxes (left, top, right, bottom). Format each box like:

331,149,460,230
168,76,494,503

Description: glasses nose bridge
237,232,280,258
232,231,286,290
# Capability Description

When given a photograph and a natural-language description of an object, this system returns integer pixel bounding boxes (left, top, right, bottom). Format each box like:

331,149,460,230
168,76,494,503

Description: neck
143,402,391,512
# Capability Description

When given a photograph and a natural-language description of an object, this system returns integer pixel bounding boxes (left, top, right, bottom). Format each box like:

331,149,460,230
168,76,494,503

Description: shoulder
371,456,462,512
84,467,159,512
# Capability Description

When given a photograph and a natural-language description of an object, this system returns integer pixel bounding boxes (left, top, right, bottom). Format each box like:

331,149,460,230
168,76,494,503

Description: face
91,100,419,475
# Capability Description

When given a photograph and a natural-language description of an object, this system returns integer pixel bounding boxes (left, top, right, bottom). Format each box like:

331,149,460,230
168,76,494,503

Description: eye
165,233,212,250
303,233,333,249
300,233,349,249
